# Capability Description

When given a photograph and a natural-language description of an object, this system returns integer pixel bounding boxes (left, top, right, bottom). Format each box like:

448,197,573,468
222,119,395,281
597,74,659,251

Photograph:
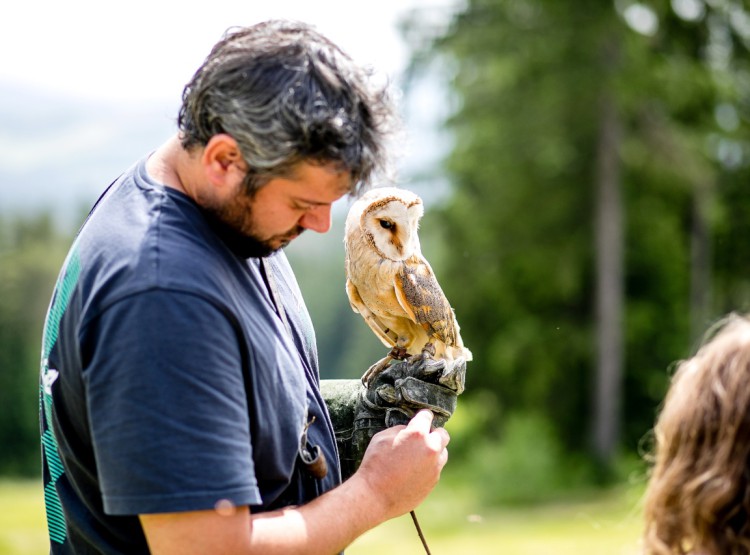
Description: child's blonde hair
644,313,750,554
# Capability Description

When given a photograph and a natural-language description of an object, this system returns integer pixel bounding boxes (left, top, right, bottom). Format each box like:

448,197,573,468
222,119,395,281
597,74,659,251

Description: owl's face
353,187,424,261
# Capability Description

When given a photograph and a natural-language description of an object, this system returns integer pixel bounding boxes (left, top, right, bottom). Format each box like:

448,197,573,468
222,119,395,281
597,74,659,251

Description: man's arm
140,410,449,555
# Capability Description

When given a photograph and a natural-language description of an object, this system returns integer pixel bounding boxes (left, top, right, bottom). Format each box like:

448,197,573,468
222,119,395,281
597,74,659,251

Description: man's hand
140,411,450,555
321,353,465,480
356,409,450,518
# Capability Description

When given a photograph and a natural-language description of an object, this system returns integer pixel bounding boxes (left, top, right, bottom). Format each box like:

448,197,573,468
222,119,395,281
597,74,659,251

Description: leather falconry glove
321,355,466,480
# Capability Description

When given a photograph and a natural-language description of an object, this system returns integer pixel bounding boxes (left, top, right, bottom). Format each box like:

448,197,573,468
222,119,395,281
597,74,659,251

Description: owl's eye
379,220,395,230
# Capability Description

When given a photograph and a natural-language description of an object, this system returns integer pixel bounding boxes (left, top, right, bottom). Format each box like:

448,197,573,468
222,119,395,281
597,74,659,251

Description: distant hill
0,81,179,230
0,75,451,232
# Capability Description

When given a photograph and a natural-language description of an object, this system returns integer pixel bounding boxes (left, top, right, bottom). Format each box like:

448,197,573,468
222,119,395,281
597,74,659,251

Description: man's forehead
292,161,354,189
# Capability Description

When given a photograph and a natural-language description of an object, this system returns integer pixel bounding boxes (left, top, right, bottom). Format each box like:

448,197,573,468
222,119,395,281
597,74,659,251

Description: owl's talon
361,355,392,387
419,357,446,379
406,353,422,365
422,342,436,358
388,346,408,360
439,357,467,395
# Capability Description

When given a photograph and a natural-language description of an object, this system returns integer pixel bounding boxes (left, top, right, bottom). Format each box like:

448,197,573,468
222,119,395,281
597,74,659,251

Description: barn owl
344,186,471,393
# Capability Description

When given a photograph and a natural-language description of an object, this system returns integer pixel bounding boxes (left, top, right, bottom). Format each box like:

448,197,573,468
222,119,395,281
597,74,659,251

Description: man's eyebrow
293,197,332,206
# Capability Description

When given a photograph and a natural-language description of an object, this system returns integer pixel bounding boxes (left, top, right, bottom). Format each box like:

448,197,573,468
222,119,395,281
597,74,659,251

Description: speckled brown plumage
344,187,471,385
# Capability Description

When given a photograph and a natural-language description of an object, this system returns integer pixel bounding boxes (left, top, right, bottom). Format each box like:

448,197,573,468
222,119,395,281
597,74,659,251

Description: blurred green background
2,0,750,552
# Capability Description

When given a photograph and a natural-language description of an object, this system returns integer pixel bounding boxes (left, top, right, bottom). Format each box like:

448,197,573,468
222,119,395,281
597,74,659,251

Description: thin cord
410,510,432,555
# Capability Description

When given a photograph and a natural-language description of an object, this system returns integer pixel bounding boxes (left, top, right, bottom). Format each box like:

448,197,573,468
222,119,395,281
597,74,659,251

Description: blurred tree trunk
690,183,712,344
593,38,623,464
402,0,750,477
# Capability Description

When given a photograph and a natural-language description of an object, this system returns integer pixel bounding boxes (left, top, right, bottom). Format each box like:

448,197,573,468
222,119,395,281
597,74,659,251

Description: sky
1,0,457,103
0,0,459,225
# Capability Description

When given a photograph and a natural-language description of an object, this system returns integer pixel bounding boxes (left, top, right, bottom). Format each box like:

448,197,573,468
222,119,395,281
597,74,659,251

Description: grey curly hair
178,19,398,196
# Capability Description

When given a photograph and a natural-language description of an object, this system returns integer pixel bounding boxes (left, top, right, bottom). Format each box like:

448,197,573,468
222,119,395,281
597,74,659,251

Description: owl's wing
346,278,398,348
394,257,458,346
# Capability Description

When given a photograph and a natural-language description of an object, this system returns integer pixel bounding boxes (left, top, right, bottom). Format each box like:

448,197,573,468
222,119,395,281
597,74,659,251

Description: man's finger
406,409,434,433
426,423,450,459
431,426,450,449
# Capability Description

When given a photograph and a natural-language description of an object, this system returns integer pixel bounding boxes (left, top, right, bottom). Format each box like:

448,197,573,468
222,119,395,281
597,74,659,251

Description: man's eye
380,220,394,230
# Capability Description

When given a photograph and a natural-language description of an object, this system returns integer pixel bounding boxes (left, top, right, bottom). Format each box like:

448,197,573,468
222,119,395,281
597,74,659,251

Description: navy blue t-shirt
39,156,341,553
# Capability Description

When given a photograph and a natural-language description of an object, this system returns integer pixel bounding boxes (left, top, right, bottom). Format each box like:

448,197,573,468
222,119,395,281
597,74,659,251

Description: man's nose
299,204,332,233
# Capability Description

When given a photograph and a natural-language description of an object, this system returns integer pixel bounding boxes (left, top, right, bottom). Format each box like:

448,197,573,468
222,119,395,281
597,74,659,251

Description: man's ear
201,134,248,189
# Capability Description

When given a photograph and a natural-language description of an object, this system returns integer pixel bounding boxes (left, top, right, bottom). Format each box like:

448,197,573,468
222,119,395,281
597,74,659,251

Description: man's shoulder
73,172,240,316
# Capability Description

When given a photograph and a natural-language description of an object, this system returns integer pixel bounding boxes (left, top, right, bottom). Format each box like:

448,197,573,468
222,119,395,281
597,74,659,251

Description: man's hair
178,19,397,195
643,313,750,555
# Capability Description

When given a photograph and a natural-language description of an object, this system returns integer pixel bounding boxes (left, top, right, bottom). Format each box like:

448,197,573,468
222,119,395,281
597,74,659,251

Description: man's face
205,161,352,257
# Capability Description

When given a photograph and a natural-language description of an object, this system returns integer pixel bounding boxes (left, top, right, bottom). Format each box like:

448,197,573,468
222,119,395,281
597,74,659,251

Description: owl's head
346,187,424,261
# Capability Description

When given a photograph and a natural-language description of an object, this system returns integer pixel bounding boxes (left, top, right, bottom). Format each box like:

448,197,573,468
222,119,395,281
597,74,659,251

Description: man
39,20,451,554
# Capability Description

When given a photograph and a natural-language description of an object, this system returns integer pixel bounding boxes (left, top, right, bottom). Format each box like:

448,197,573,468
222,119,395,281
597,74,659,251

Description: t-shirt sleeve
81,288,261,515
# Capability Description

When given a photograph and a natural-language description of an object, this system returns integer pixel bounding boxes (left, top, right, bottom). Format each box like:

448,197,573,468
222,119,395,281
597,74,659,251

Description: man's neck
146,134,195,197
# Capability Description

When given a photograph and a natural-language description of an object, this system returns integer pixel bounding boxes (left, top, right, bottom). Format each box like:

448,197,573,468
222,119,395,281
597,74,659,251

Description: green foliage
445,396,642,505
462,413,572,505
407,0,622,455
714,169,750,314
400,0,750,479
0,215,71,475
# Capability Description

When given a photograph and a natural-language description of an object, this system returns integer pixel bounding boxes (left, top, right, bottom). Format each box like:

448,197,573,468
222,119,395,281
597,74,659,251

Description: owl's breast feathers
395,256,458,346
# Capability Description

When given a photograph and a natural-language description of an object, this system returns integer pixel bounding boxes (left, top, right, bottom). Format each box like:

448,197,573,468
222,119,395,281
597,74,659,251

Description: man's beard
199,190,305,259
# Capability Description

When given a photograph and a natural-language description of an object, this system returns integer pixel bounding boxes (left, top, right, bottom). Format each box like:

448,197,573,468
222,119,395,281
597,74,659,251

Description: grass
0,480,48,555
0,478,645,555
349,480,646,555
